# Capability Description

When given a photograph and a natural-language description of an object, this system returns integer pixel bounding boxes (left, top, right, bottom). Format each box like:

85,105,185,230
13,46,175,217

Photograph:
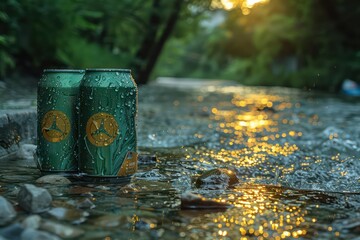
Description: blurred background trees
1,0,360,91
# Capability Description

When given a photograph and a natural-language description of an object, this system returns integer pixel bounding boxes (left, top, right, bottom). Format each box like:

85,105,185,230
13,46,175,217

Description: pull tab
117,151,138,176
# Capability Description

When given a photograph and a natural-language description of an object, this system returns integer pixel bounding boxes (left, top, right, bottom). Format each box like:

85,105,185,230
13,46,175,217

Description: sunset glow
220,0,269,14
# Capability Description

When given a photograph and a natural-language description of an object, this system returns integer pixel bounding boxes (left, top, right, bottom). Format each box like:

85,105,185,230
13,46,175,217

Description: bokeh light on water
139,83,360,239
1,83,360,239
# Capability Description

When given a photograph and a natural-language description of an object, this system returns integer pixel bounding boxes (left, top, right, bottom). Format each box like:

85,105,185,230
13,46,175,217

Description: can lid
43,69,85,73
85,68,131,73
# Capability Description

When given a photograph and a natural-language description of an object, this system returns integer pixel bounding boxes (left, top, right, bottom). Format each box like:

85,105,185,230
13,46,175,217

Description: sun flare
245,0,267,8
220,0,269,14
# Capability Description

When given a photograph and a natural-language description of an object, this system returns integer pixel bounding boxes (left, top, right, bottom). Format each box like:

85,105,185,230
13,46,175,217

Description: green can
36,69,84,173
79,69,138,178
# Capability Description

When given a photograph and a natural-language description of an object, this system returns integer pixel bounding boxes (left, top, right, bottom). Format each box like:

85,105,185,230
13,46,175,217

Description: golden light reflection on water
187,186,311,239
179,89,349,239
184,91,316,238
193,93,300,168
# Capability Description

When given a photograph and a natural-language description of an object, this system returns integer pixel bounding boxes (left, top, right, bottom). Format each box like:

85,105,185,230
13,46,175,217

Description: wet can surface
79,69,138,178
36,69,84,173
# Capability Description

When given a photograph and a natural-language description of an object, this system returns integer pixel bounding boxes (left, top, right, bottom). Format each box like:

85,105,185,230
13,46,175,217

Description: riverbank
0,79,36,159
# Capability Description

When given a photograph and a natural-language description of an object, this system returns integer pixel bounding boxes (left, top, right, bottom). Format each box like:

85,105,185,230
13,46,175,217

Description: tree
131,0,183,84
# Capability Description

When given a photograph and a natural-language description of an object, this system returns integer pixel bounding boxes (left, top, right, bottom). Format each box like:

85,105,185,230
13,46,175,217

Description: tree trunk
134,0,183,85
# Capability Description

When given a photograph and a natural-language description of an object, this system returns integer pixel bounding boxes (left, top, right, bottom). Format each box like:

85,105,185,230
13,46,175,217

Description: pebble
0,223,24,240
77,198,96,209
180,191,232,210
40,220,84,239
21,215,41,229
17,184,52,213
0,196,16,226
47,207,89,223
20,228,60,240
35,175,71,185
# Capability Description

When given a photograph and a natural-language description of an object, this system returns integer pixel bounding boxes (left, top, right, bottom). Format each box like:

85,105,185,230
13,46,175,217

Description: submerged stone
35,175,71,185
0,223,24,240
17,184,52,213
180,191,232,210
195,168,239,189
47,207,89,223
40,220,84,239
20,228,60,240
21,215,41,229
0,196,16,226
76,198,95,209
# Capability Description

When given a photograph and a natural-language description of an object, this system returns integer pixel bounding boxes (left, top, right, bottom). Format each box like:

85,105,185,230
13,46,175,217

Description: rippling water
1,82,360,239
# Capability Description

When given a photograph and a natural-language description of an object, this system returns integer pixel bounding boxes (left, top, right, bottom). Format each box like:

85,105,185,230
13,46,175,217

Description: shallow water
1,83,360,239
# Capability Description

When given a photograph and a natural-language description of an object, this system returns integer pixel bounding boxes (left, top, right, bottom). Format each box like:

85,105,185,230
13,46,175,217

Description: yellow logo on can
86,112,119,147
42,110,71,142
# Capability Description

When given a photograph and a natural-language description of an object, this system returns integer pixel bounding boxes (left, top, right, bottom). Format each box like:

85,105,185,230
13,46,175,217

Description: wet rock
47,207,89,223
20,228,60,240
134,220,151,230
35,175,71,185
40,220,84,239
0,223,24,240
76,198,95,209
195,168,239,189
17,184,52,213
8,187,20,197
21,215,41,229
180,192,232,210
138,154,158,165
16,144,36,160
0,196,16,226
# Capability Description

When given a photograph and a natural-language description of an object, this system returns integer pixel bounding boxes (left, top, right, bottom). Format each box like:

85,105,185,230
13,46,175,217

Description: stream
1,81,360,239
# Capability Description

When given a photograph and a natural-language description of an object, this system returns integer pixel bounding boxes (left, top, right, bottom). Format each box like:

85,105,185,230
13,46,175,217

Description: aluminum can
79,69,138,178
36,69,84,173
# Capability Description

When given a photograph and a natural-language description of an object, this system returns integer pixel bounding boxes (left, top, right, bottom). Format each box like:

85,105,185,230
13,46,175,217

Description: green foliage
1,0,360,91
0,0,208,83
154,0,360,92
0,1,17,77
56,37,129,68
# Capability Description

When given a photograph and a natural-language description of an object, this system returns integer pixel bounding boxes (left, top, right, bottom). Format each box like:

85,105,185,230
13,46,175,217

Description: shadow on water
1,82,360,239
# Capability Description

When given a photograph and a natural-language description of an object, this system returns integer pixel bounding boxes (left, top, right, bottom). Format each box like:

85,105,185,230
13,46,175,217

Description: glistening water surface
1,82,360,239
